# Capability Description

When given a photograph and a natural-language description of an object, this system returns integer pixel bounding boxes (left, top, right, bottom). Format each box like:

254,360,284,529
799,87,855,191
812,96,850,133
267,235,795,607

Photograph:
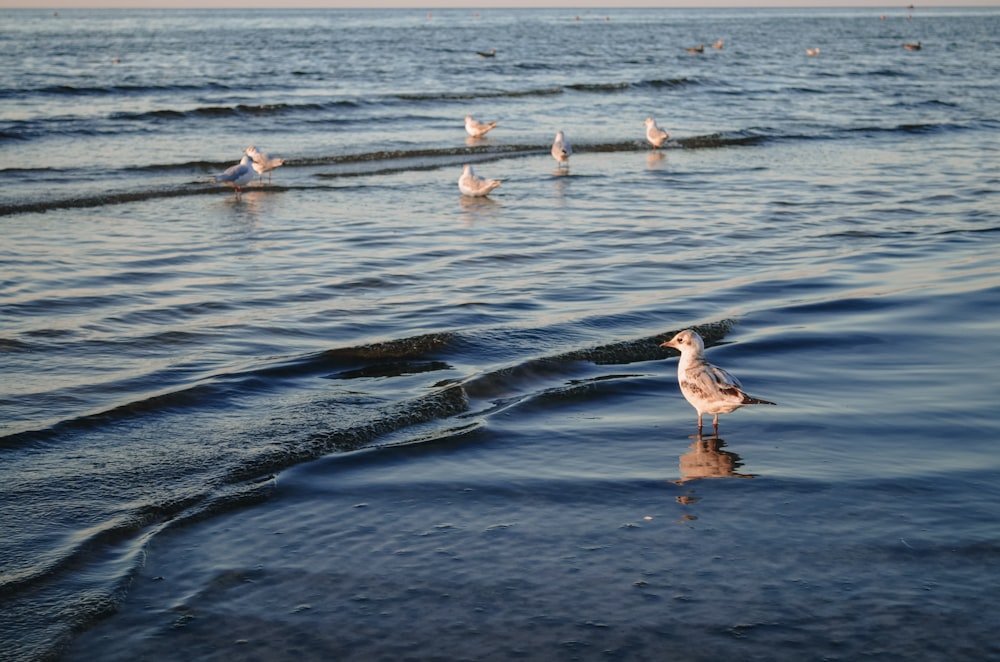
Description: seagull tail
744,395,776,406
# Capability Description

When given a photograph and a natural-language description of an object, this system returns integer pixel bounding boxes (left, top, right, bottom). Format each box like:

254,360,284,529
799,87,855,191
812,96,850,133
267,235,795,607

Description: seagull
903,41,922,51
551,130,572,167
806,47,821,56
244,145,285,184
458,163,503,197
477,48,496,58
465,115,497,138
644,117,670,149
712,39,724,50
214,154,256,194
660,329,775,433
686,45,705,54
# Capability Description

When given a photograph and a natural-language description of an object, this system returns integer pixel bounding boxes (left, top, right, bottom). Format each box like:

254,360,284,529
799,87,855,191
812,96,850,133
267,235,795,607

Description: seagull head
660,329,705,354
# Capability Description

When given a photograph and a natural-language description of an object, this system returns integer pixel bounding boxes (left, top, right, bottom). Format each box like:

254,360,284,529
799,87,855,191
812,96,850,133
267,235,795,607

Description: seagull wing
707,362,743,389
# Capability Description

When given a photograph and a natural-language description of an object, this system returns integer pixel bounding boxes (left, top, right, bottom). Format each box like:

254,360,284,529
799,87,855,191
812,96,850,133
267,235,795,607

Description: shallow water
2,7,999,661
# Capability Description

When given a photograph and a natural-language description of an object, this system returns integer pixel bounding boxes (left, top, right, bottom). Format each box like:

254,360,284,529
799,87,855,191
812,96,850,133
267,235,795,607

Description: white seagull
465,115,497,138
244,145,285,183
214,154,256,194
660,329,775,432
458,163,503,197
551,130,572,167
644,117,670,148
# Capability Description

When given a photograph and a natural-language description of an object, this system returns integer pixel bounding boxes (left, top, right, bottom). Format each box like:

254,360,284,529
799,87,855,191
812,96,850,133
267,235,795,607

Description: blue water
2,7,999,661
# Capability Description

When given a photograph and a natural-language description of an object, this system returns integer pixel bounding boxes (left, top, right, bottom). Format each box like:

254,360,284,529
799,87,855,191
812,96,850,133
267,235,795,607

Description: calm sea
2,7,999,661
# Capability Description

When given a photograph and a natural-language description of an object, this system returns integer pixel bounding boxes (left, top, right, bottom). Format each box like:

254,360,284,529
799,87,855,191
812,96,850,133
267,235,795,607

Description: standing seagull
551,130,572,168
660,329,775,433
465,115,497,138
458,163,503,197
644,117,670,149
244,145,285,184
214,154,256,195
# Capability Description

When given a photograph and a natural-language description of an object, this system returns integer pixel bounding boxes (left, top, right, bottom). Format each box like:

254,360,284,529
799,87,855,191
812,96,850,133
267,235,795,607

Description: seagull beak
659,341,674,348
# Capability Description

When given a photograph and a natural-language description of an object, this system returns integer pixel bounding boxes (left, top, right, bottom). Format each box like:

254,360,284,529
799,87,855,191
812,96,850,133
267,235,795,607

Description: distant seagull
244,145,285,184
458,163,503,197
806,47,821,56
465,115,497,138
660,329,776,433
477,49,496,58
551,130,572,167
712,39,724,50
686,45,705,54
903,41,922,51
644,117,670,149
214,155,256,195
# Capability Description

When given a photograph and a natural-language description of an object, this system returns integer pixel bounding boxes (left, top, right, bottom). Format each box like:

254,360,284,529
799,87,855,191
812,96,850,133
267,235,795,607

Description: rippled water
2,7,1000,661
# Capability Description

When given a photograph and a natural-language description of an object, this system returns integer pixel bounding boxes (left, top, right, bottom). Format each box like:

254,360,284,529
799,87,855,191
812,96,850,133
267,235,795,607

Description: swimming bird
686,45,705,54
477,48,496,58
465,115,497,138
712,39,724,50
644,117,670,149
806,47,821,56
458,163,503,197
551,130,572,168
244,145,285,184
660,329,775,432
903,41,922,51
214,154,256,194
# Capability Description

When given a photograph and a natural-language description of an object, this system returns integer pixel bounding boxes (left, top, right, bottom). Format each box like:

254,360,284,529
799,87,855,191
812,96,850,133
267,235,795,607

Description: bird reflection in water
677,434,755,483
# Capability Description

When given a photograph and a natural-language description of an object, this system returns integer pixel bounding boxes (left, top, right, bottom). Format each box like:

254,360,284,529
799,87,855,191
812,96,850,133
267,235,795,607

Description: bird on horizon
477,48,496,58
244,145,285,184
686,45,705,54
903,41,922,51
213,154,256,195
712,39,724,49
806,47,821,56
644,117,670,149
660,329,776,433
465,115,497,138
551,130,572,168
458,163,503,197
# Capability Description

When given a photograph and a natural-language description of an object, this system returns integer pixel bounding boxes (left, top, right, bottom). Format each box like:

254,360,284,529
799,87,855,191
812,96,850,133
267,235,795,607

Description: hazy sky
5,1,1000,8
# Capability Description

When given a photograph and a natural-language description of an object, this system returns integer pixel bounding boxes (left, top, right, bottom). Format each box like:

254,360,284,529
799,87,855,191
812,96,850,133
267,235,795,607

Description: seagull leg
712,414,720,433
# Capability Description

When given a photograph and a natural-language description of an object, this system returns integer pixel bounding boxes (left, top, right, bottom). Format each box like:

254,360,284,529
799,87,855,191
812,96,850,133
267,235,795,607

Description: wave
1,321,734,453
111,100,339,123
842,121,972,138
0,81,235,99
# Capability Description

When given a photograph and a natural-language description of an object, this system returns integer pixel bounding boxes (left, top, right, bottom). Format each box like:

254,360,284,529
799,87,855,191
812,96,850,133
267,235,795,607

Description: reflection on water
677,434,755,483
645,151,668,170
458,194,502,225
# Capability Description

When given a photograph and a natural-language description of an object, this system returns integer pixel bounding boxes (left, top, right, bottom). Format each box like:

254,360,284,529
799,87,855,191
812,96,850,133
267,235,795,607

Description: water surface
1,7,999,661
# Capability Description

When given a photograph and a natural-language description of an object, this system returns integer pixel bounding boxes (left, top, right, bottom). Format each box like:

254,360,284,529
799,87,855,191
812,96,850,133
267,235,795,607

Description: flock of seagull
212,114,671,199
